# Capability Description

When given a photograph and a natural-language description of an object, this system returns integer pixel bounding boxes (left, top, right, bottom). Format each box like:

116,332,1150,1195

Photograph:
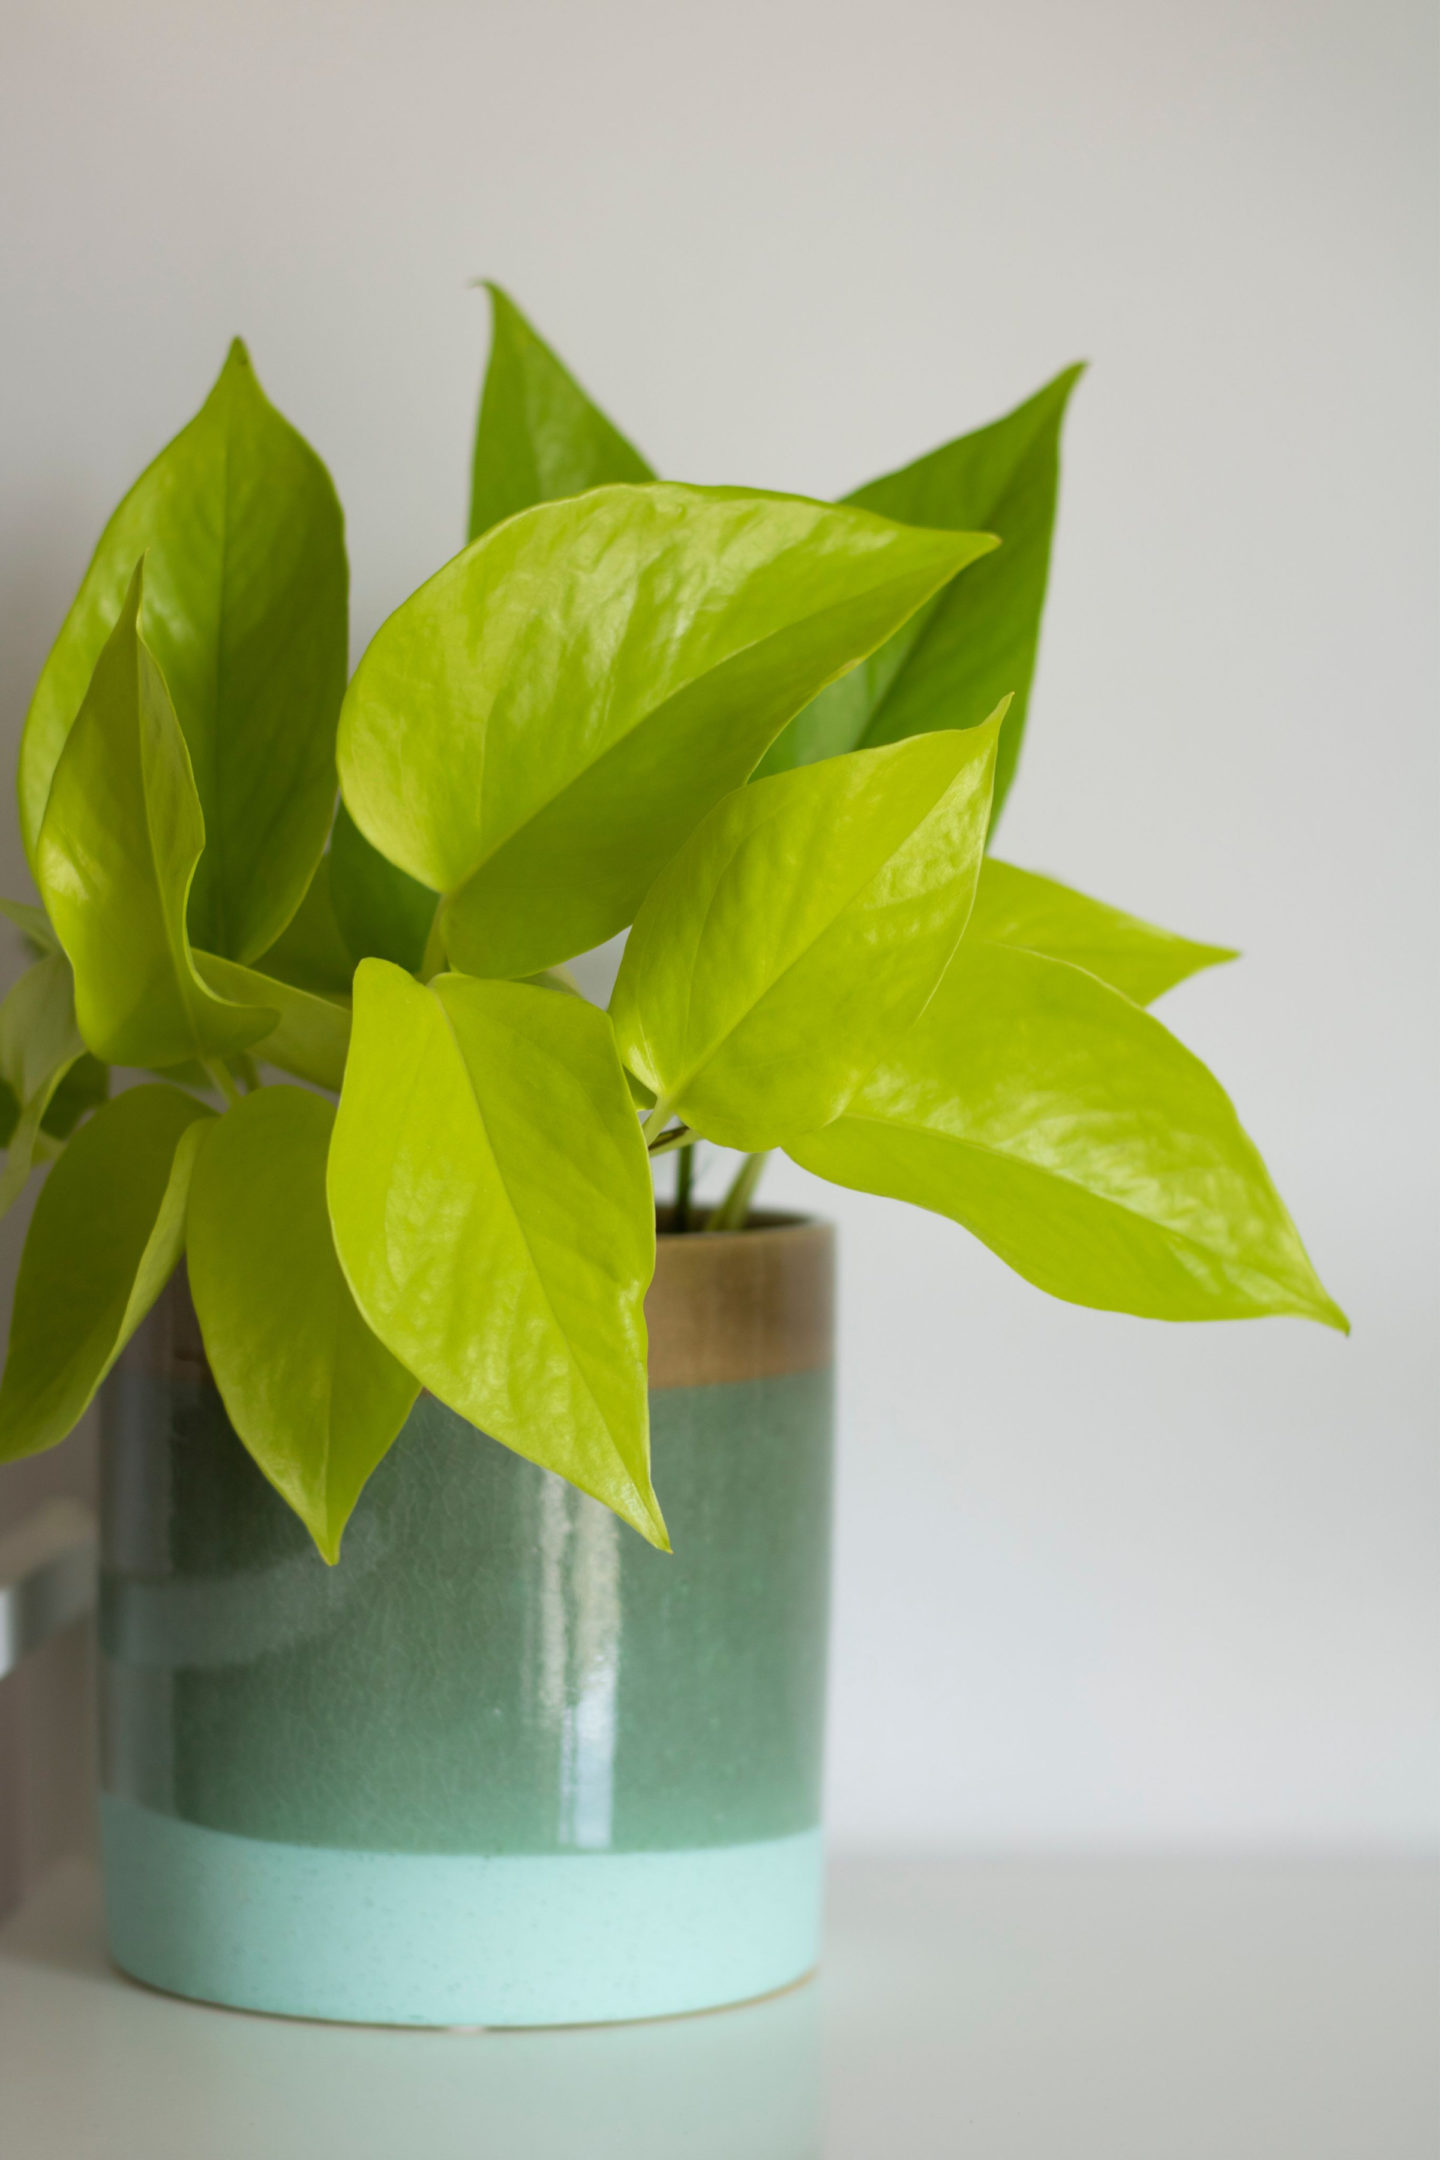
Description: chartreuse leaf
0,953,88,1216
338,484,996,981
759,367,1083,821
790,941,1346,1328
36,564,276,1072
328,961,665,1546
469,284,654,540
20,339,347,962
0,1086,214,1463
967,860,1237,1005
186,1086,419,1562
254,855,354,1000
610,722,1001,1152
192,954,350,1091
328,801,436,974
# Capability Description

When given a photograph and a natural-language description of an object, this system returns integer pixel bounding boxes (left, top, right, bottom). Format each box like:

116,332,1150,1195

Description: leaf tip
301,1496,349,1568
628,1484,671,1553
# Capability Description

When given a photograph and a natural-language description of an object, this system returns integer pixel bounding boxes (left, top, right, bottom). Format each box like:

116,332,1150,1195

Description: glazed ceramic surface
99,1215,835,2025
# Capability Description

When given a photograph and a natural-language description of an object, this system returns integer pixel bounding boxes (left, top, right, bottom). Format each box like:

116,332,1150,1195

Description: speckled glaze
98,1215,835,2025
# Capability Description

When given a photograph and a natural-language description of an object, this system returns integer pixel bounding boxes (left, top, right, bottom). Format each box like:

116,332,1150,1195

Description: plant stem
709,1150,768,1233
640,1098,675,1146
646,1123,696,1157
419,907,448,983
203,1057,242,1109
672,1139,696,1233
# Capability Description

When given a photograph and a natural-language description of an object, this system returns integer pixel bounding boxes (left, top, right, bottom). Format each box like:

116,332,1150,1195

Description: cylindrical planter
98,1213,834,2027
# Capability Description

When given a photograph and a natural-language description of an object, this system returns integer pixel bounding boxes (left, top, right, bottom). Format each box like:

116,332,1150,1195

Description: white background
1,0,1434,1852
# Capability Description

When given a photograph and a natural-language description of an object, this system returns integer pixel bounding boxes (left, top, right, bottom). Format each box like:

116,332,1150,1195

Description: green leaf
186,1085,419,1562
254,854,354,1000
610,720,1002,1152
758,366,1083,822
39,1054,109,1140
468,284,654,541
789,941,1346,1328
328,961,665,1546
0,953,86,1217
0,899,59,957
0,1085,214,1464
340,484,996,981
35,563,277,1071
328,801,436,974
968,859,1237,1005
21,339,348,962
193,953,350,1091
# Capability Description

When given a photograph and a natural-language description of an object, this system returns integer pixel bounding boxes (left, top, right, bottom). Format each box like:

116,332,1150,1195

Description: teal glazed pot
98,1213,835,2026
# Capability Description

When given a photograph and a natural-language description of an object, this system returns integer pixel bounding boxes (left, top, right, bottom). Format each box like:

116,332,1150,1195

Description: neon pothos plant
0,291,1345,1562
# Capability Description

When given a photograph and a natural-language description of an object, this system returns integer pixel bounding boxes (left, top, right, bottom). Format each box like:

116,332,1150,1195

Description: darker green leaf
21,339,348,962
758,366,1084,821
187,1085,419,1561
328,801,437,974
39,1053,109,1140
468,285,654,541
0,1085,215,1464
255,853,355,1000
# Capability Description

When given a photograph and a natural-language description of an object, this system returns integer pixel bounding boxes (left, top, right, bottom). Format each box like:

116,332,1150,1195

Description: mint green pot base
99,1220,835,2026
102,1801,823,2025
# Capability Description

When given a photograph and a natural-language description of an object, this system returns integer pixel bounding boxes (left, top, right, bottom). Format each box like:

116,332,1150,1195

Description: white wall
1,0,1434,1850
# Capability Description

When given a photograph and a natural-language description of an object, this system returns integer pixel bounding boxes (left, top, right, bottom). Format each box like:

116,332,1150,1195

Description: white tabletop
1,1854,1435,2158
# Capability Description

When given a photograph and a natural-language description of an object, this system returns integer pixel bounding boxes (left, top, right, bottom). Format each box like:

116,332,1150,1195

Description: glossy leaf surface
968,860,1237,1005
0,953,86,1216
187,1086,419,1561
193,954,350,1092
790,941,1346,1327
0,1086,214,1463
759,367,1082,820
328,962,664,1545
468,284,654,540
611,722,1001,1152
36,567,276,1070
339,484,995,980
328,801,436,974
21,340,347,961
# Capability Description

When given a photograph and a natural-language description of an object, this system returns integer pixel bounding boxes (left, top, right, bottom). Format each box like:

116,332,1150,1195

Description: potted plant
0,293,1343,2027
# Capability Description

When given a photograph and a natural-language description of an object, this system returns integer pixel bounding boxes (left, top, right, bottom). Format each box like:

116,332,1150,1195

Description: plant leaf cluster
0,294,1346,1560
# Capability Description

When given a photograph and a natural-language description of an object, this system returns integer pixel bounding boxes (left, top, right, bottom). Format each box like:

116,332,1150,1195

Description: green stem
672,1139,696,1233
203,1057,242,1109
709,1150,768,1233
646,1123,697,1157
419,906,448,983
640,1098,675,1146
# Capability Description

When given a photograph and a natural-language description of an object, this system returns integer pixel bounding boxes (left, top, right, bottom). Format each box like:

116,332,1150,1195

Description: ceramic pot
98,1213,834,2026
